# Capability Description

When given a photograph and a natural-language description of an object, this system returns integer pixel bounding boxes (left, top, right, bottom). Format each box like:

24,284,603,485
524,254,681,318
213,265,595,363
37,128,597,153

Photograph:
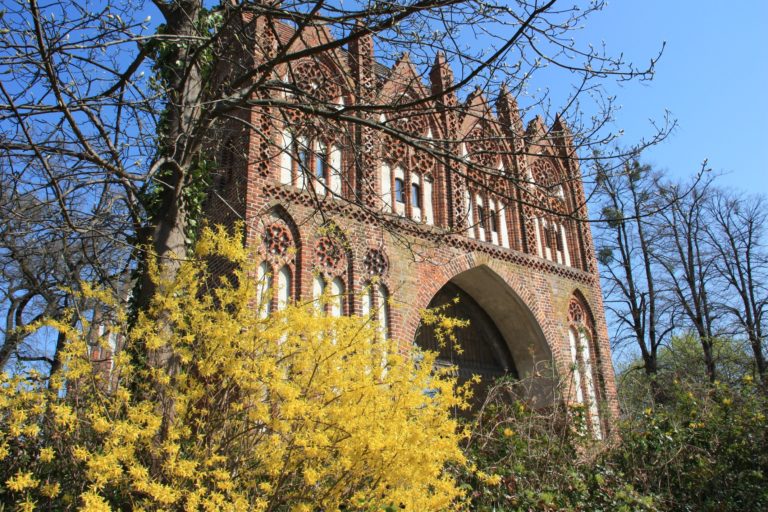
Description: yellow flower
80,490,112,512
41,481,61,498
6,470,39,492
503,427,514,437
39,447,55,463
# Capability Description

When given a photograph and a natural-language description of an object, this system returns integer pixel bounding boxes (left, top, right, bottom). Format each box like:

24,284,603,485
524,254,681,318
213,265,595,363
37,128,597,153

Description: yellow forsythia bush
0,225,468,511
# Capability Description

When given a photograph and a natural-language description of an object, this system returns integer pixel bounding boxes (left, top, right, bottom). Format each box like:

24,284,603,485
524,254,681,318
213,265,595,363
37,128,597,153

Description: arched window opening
330,277,345,317
490,209,498,233
423,176,434,225
315,141,327,183
394,178,405,204
257,261,273,318
568,297,603,439
411,182,421,209
380,163,392,212
312,274,326,313
277,265,292,310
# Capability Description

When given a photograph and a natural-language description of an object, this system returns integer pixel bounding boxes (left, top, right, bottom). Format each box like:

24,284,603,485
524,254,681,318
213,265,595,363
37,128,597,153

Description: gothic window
423,176,434,225
568,297,603,439
380,162,392,212
259,211,299,315
277,265,292,310
394,177,406,204
330,277,345,317
256,261,273,318
315,142,328,183
295,136,311,190
411,182,420,208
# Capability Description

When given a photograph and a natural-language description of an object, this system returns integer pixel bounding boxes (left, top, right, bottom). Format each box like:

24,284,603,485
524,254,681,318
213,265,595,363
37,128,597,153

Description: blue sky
578,1,768,193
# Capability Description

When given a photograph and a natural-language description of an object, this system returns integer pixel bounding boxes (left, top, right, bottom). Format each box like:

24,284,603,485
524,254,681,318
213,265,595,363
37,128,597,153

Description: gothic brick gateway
204,15,618,437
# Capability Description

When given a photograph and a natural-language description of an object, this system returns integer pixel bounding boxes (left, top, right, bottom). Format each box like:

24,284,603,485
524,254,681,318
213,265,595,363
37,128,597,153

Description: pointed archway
414,264,554,404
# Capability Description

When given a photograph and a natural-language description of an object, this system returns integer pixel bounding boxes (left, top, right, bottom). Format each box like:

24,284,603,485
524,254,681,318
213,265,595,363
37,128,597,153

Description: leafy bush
614,377,768,511
457,378,658,512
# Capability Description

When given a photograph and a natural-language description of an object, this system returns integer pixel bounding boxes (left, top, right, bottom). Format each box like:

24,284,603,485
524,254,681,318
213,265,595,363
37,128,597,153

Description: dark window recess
411,183,421,209
296,140,310,175
490,210,498,232
555,226,564,252
315,147,327,182
394,178,405,203
477,205,485,229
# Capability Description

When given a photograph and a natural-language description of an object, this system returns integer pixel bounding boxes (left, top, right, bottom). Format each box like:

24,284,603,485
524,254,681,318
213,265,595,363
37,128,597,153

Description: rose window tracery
383,135,407,163
264,223,293,259
466,127,500,169
568,298,585,325
394,110,428,136
412,150,434,175
314,236,346,276
363,248,389,277
292,60,341,102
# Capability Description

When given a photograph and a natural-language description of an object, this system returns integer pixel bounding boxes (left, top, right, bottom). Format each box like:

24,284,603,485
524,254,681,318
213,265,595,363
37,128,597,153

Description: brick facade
204,15,618,434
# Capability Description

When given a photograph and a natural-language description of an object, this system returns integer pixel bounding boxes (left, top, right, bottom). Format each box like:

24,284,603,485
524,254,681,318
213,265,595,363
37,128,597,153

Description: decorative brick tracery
363,248,389,277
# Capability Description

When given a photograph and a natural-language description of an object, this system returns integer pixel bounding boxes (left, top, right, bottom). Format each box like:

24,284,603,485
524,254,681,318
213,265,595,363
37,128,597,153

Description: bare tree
593,157,673,397
654,177,722,383
0,167,128,376
705,189,768,383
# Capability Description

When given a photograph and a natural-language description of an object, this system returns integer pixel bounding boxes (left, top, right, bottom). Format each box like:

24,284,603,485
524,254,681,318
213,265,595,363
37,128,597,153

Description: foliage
459,368,768,512
457,378,658,512
617,334,755,412
614,377,768,512
0,226,468,511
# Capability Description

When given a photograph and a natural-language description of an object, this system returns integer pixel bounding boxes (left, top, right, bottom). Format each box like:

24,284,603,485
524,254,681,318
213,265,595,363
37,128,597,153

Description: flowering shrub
0,225,468,511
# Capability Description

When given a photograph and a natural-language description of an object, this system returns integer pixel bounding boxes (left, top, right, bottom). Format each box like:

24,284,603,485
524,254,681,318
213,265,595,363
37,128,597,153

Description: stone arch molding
404,255,559,404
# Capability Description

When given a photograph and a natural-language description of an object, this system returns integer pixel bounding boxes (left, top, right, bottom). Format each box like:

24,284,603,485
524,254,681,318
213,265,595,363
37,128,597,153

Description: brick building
205,16,617,437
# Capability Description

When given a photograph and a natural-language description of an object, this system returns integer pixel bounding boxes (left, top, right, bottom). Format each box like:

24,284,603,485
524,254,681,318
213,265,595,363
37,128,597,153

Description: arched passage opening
414,265,554,405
